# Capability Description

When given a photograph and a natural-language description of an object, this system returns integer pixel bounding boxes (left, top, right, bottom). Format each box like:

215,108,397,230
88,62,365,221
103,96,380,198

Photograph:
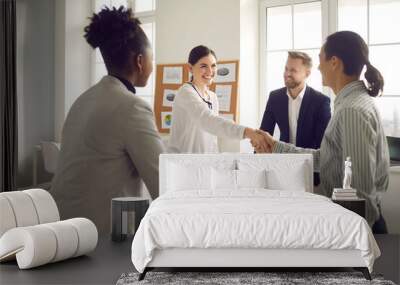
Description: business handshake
244,128,276,153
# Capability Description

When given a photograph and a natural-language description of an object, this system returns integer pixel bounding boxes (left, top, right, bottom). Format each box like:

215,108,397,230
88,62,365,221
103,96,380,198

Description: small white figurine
343,157,352,189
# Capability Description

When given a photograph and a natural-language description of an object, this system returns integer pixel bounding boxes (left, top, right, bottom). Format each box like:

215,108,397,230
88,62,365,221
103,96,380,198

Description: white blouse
168,83,246,153
286,84,306,144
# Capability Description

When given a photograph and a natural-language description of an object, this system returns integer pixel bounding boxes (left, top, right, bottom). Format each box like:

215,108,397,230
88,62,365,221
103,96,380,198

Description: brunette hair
188,45,217,65
324,31,384,97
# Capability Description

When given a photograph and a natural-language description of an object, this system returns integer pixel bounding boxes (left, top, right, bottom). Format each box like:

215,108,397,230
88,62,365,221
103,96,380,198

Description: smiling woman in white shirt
168,45,266,153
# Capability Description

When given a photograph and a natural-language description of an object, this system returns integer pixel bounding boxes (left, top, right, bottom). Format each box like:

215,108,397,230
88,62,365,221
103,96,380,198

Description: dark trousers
313,172,320,186
372,204,388,234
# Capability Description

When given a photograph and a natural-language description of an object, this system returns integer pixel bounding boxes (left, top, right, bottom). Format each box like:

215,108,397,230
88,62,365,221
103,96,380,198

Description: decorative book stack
332,157,359,200
332,188,358,200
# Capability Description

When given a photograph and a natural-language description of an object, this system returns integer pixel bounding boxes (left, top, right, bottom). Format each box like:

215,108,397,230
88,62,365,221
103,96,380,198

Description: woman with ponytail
51,6,165,233
255,31,390,233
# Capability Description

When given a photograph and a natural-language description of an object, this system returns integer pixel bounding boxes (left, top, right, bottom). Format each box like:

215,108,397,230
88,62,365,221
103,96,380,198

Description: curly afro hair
84,6,150,71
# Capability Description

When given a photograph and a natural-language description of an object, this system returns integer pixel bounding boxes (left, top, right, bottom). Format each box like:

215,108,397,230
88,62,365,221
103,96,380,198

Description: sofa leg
354,267,371,280
138,268,148,281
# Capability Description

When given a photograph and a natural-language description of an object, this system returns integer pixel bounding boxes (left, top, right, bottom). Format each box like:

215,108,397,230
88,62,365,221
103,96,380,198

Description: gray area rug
116,271,396,285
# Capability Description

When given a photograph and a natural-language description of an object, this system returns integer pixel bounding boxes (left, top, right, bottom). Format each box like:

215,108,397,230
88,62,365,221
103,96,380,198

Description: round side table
111,197,149,242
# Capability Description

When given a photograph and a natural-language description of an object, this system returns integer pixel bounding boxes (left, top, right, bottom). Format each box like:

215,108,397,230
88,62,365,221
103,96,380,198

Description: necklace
187,82,213,110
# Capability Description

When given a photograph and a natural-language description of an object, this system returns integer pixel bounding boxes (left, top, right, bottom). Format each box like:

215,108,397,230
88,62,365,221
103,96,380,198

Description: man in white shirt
287,82,306,145
260,51,331,185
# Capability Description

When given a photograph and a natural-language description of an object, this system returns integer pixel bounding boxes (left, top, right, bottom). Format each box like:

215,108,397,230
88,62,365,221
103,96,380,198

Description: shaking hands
244,128,276,153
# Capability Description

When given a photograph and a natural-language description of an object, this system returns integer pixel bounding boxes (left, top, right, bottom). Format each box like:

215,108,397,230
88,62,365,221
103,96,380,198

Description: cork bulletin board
154,60,240,133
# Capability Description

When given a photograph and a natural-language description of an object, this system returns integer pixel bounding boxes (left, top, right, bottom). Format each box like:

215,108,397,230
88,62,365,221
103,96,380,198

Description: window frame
337,0,400,97
259,0,334,116
134,10,156,105
259,0,399,133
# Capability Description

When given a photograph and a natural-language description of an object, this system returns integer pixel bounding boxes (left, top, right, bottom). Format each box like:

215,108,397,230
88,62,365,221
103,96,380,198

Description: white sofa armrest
0,218,98,269
0,189,59,237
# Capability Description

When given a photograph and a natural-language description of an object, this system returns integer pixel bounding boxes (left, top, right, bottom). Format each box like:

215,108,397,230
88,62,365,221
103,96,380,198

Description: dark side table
111,197,149,242
332,198,366,218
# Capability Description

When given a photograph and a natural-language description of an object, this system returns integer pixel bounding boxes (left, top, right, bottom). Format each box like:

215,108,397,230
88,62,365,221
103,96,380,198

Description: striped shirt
273,80,390,225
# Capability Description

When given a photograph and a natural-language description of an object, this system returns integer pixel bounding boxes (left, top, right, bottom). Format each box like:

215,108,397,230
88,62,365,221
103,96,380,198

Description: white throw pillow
212,168,237,190
236,169,267,189
168,163,212,191
266,162,306,191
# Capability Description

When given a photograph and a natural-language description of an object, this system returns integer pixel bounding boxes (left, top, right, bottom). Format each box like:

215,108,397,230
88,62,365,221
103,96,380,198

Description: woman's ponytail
364,62,384,97
324,31,385,97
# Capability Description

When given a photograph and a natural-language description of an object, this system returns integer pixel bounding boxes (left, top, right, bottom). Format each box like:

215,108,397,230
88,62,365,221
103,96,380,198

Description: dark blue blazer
260,86,331,149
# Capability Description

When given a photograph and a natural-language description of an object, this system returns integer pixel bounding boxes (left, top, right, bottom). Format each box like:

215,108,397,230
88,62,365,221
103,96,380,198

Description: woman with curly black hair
51,6,164,233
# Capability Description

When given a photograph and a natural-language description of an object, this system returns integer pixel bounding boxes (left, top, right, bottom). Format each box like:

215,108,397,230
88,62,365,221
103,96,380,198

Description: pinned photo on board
161,112,173,129
215,84,232,112
162,89,177,107
163,66,183,84
214,63,236,83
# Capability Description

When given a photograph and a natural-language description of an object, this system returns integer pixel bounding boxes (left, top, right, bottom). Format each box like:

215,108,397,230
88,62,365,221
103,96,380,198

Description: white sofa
0,189,97,269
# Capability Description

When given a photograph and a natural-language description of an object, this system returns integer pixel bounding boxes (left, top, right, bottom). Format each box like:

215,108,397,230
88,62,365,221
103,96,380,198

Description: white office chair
32,141,60,188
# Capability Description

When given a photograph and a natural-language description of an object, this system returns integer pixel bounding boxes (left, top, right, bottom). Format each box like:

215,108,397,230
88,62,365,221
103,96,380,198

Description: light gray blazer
51,76,165,233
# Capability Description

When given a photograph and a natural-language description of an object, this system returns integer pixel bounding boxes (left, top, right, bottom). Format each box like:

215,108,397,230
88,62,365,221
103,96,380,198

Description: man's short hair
288,51,312,69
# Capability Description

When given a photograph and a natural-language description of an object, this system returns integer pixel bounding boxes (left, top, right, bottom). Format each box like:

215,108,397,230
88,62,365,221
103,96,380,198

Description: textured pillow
168,162,212,191
236,169,267,189
266,162,306,191
212,168,237,190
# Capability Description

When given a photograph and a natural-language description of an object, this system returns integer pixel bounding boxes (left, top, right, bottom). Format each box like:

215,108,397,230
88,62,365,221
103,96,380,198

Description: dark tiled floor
0,235,399,285
374,234,400,284
0,236,134,285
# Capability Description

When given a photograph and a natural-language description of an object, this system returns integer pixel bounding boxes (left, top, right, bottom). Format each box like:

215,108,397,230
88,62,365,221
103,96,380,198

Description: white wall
156,0,240,64
16,0,92,187
54,0,66,144
54,0,92,142
16,0,55,187
239,0,259,152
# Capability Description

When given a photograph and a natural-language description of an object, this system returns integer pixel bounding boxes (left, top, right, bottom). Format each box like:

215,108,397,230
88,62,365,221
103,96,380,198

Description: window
264,1,322,94
92,0,156,106
338,0,400,136
260,0,325,137
261,0,400,137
